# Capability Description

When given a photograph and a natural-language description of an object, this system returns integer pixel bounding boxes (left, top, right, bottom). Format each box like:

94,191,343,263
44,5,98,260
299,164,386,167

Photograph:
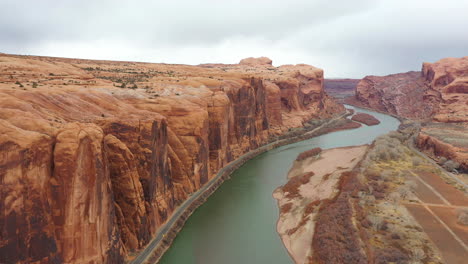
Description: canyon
0,54,344,263
351,57,468,172
273,55,468,262
323,79,359,100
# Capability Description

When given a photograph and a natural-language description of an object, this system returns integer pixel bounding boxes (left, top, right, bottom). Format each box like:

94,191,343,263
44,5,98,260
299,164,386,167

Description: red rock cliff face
421,57,468,123
355,57,468,122
0,54,344,263
355,71,436,119
354,56,468,171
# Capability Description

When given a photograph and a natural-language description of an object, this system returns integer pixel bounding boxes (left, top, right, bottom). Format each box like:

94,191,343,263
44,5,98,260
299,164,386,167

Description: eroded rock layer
355,57,468,122
0,54,344,263
354,56,468,170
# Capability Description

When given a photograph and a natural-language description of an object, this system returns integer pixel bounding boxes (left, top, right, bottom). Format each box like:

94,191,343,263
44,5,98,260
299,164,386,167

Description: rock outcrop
353,56,468,170
0,53,344,263
416,125,468,172
324,78,359,99
355,71,434,119
355,57,468,122
239,56,273,66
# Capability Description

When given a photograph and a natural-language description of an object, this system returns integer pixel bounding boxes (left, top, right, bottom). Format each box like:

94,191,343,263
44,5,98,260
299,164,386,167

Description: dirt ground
405,169,468,263
405,204,468,264
416,171,468,206
430,206,468,245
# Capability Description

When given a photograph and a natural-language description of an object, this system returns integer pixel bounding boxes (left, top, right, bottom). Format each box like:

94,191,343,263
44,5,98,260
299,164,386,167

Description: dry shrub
439,156,448,164
368,135,407,162
369,180,388,199
311,171,367,264
411,247,426,262
405,180,417,191
360,194,376,206
282,172,314,198
388,192,401,205
280,203,293,214
412,156,422,166
381,170,393,182
304,200,321,215
296,147,322,161
397,186,411,199
456,208,468,226
374,247,409,264
443,160,460,172
368,215,383,231
387,130,409,142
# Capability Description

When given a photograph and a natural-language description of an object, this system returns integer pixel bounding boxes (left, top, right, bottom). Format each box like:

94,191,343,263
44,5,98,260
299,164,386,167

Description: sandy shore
273,145,368,264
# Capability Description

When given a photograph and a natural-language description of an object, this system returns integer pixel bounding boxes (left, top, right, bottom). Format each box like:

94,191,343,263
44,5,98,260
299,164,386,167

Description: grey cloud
1,0,467,77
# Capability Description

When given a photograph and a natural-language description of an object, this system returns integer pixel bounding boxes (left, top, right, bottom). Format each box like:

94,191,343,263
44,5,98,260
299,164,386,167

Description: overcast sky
1,0,467,78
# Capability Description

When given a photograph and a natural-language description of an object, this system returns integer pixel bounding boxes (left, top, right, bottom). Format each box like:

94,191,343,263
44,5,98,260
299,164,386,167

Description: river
158,105,400,264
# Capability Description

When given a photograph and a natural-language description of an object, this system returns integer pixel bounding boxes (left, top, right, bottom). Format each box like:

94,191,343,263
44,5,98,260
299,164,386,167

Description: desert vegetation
353,131,443,264
277,130,447,264
305,130,444,263
296,148,322,161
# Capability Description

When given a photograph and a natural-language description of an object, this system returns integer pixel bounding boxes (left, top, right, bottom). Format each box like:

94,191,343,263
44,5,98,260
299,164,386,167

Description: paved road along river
158,105,400,264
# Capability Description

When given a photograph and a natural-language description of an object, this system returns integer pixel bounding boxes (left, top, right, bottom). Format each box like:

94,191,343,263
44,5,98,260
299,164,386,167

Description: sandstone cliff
0,54,344,263
353,57,468,172
355,57,468,122
323,78,359,99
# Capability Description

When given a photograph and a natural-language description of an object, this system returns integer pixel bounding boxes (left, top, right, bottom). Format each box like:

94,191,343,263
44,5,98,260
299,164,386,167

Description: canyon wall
355,57,468,122
0,54,344,263
323,78,359,99
354,57,468,169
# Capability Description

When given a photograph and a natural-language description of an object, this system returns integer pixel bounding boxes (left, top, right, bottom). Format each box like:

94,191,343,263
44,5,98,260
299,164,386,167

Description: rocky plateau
0,54,344,263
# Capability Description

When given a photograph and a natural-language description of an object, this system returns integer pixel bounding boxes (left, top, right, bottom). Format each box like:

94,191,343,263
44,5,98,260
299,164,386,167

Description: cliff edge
0,54,344,263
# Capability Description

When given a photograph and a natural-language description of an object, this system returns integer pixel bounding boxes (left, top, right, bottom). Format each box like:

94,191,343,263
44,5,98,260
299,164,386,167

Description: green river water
159,105,400,264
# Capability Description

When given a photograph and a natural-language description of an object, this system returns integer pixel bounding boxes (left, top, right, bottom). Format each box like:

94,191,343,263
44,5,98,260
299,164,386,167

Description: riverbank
346,99,468,187
130,111,356,264
273,145,369,263
274,130,448,263
157,105,401,263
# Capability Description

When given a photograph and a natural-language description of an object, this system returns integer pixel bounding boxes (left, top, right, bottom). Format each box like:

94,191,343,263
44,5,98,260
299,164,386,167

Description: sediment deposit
273,146,368,264
0,54,343,263
351,113,380,126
